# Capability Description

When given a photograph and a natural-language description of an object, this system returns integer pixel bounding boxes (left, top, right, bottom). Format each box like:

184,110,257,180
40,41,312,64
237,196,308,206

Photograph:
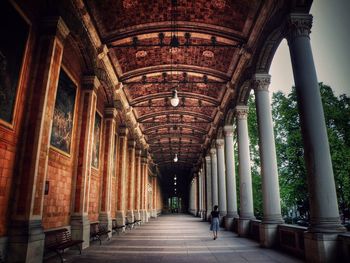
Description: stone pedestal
238,219,251,237
304,232,340,263
259,223,279,248
7,220,45,263
71,215,90,249
134,210,141,221
99,212,112,238
225,217,234,231
116,211,126,231
126,210,134,225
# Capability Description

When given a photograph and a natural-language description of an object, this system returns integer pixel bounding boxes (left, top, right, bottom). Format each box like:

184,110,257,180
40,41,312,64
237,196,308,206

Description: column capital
128,139,136,149
235,105,249,120
252,73,271,92
82,75,100,92
118,126,129,137
286,13,313,42
141,157,148,164
205,155,211,162
104,107,117,119
209,148,216,156
41,16,70,42
223,125,234,137
216,139,225,149
135,147,142,157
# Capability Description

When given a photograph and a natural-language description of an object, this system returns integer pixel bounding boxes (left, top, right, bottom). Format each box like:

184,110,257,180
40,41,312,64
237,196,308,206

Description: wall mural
92,112,102,169
50,70,76,154
0,1,29,124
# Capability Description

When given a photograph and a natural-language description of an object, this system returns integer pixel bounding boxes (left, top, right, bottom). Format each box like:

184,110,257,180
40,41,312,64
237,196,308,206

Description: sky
269,0,350,97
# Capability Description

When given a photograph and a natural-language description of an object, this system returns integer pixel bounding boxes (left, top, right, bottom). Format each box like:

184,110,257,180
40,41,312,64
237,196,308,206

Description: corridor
50,214,302,263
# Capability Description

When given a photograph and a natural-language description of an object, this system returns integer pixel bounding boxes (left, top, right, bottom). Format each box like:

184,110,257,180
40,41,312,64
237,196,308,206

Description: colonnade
188,13,346,262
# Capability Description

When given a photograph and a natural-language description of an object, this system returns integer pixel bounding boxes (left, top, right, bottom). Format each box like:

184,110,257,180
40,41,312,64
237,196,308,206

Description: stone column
198,171,202,217
216,139,227,224
70,76,99,248
116,127,128,227
286,13,346,261
151,176,157,218
224,125,239,230
99,108,117,238
126,139,136,224
205,155,212,220
141,154,149,222
201,164,207,221
252,74,284,247
8,17,69,263
210,148,219,207
134,147,142,222
235,106,255,237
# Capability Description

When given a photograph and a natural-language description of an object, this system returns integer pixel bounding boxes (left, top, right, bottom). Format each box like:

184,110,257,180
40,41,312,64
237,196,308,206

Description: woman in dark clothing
210,205,220,240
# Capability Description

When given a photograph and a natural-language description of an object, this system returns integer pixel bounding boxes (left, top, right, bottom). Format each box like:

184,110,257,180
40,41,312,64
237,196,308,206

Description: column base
71,214,90,249
225,217,234,231
206,211,212,222
126,210,134,225
116,211,126,231
150,209,157,218
0,236,8,261
7,219,45,263
238,218,251,237
201,210,207,221
304,232,342,263
259,223,279,248
99,212,112,238
134,210,141,221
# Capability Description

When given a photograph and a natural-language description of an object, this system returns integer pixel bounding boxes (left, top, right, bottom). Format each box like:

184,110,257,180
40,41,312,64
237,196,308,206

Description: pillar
134,147,142,222
235,106,255,237
126,139,136,224
198,170,203,217
201,164,207,221
7,17,69,263
216,139,227,224
210,148,219,207
70,76,100,248
116,126,128,227
99,108,117,238
253,73,284,247
205,155,212,220
224,125,239,230
286,13,346,262
151,176,157,218
141,154,148,222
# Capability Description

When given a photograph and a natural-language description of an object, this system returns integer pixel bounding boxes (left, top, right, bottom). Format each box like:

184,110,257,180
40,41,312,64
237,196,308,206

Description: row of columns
192,13,346,261
6,15,161,263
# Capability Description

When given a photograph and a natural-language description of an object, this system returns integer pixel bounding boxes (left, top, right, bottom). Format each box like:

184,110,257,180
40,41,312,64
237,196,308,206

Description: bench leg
56,250,65,263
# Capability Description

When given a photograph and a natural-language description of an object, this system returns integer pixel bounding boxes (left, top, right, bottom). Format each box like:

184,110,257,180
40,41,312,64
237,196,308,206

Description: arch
138,110,212,122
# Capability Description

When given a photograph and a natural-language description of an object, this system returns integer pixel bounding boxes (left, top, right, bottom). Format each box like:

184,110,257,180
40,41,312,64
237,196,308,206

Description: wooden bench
44,228,83,263
90,222,111,245
112,219,125,234
134,219,142,226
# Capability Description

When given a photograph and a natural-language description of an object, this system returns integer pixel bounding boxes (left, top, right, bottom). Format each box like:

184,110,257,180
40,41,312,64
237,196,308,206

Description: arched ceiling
83,0,280,177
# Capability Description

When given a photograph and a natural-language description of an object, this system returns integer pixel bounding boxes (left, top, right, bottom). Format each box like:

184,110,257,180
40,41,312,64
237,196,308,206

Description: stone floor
47,214,303,263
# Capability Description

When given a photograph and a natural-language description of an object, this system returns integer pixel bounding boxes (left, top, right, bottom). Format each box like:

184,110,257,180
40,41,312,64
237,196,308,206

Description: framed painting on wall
50,69,77,155
0,1,30,125
91,112,102,169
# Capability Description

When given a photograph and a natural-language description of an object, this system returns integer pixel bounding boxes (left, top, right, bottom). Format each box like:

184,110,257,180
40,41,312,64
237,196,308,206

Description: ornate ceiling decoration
83,0,276,176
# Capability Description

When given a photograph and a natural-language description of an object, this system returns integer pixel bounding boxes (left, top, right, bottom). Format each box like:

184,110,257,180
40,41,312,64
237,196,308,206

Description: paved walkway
49,214,302,263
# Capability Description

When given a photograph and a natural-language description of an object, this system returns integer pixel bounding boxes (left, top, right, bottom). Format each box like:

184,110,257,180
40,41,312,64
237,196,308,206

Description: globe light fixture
173,153,178,162
170,88,179,107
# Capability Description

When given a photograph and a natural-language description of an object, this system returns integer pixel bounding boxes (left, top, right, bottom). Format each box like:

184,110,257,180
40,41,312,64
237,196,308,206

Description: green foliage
271,83,350,221
245,83,350,223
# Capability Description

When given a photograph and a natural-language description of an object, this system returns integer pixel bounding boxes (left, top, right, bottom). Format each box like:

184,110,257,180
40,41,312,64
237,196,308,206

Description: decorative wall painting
92,112,102,168
50,70,76,154
0,1,29,124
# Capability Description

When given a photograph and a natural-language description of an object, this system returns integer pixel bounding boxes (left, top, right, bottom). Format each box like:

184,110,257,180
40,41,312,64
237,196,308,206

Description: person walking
210,205,220,240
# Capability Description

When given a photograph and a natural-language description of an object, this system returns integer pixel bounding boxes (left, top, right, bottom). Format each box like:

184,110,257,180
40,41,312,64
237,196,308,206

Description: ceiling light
174,182,177,185
173,153,178,162
174,175,177,180
170,89,179,107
